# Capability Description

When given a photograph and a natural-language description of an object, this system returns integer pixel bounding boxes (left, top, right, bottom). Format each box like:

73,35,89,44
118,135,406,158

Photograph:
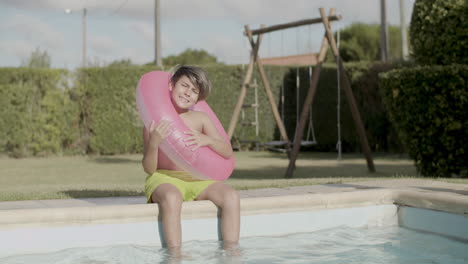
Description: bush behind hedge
379,64,467,177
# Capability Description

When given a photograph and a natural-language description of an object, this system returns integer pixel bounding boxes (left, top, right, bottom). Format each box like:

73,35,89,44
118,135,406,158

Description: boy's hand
149,120,171,147
183,130,213,151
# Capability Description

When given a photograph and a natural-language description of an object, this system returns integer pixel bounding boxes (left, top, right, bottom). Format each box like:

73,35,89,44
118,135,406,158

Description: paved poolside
0,179,466,211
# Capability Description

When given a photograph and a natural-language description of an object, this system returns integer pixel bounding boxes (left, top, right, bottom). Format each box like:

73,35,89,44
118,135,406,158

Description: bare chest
179,112,203,132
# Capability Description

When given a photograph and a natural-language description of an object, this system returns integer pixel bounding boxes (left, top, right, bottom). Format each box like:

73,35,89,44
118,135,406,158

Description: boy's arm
184,112,233,159
142,120,171,174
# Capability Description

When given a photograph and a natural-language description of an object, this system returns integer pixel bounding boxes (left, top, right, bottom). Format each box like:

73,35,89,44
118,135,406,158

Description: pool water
2,226,467,264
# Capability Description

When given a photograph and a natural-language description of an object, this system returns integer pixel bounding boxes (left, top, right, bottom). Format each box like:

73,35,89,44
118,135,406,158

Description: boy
142,65,240,254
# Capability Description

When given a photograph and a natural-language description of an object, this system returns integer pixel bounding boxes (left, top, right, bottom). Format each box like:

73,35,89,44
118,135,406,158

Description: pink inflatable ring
136,71,234,181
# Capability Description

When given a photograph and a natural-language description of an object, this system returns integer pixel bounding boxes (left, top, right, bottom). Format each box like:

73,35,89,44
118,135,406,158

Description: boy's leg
152,183,183,251
195,182,240,246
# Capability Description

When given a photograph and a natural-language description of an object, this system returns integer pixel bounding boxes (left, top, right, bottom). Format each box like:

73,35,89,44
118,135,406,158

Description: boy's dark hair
170,65,212,101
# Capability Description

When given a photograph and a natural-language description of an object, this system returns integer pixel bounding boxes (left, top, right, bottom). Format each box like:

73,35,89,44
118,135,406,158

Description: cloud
128,22,153,42
89,35,118,55
1,0,152,19
1,14,65,49
121,47,151,65
88,33,157,65
203,35,249,64
126,21,172,62
0,40,34,59
0,0,415,68
2,0,414,25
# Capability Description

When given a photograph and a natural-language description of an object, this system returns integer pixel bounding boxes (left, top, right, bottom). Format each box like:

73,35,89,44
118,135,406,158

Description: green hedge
0,68,79,157
410,0,467,65
75,66,161,154
379,65,467,177
75,65,289,154
1,63,402,156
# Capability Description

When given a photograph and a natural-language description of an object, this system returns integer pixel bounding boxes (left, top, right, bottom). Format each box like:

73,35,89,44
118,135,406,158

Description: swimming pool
2,225,467,264
0,189,467,263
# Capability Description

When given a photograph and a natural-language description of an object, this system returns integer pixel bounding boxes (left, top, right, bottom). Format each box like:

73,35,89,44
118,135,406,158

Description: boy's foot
162,246,193,263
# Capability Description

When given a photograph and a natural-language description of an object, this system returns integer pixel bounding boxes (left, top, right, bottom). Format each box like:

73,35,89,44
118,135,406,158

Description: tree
162,48,219,66
21,47,51,68
328,23,408,62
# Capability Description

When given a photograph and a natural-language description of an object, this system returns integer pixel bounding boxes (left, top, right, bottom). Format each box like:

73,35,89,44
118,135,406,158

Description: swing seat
264,140,317,147
264,141,290,153
300,140,317,147
263,140,317,150
267,147,289,153
263,140,290,147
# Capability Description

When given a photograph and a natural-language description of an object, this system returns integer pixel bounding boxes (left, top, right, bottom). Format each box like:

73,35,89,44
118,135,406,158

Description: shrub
0,68,79,156
74,67,156,154
410,0,467,65
379,64,467,177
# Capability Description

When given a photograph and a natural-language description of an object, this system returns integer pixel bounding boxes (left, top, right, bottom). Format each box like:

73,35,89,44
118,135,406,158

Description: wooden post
285,9,335,178
249,15,342,36
230,25,290,143
255,57,290,142
244,27,289,143
227,26,261,139
319,8,376,173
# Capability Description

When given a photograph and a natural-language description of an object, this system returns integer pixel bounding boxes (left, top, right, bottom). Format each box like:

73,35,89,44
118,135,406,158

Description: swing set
228,8,375,178
263,66,318,153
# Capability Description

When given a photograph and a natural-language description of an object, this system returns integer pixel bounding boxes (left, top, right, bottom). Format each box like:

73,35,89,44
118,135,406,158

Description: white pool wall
0,204,398,258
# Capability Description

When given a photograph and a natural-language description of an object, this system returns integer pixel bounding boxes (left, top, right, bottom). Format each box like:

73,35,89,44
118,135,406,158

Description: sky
0,0,415,69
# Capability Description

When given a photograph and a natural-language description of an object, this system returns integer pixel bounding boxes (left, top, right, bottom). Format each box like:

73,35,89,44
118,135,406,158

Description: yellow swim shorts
144,170,217,203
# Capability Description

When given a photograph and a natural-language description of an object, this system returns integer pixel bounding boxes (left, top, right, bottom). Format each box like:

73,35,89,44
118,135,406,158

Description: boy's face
169,75,200,110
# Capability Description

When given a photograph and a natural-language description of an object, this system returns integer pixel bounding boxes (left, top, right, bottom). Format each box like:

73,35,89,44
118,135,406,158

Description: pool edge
0,188,466,228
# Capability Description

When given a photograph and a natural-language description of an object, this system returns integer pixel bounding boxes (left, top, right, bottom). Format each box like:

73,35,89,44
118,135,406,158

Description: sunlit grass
0,151,465,201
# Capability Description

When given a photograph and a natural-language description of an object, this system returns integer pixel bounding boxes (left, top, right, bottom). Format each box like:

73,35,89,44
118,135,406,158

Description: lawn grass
0,151,466,201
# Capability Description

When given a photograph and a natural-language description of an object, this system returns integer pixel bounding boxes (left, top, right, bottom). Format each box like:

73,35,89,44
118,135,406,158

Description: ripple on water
1,226,467,264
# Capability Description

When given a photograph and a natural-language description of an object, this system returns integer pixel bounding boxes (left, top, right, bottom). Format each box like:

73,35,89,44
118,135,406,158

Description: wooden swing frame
227,8,375,178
